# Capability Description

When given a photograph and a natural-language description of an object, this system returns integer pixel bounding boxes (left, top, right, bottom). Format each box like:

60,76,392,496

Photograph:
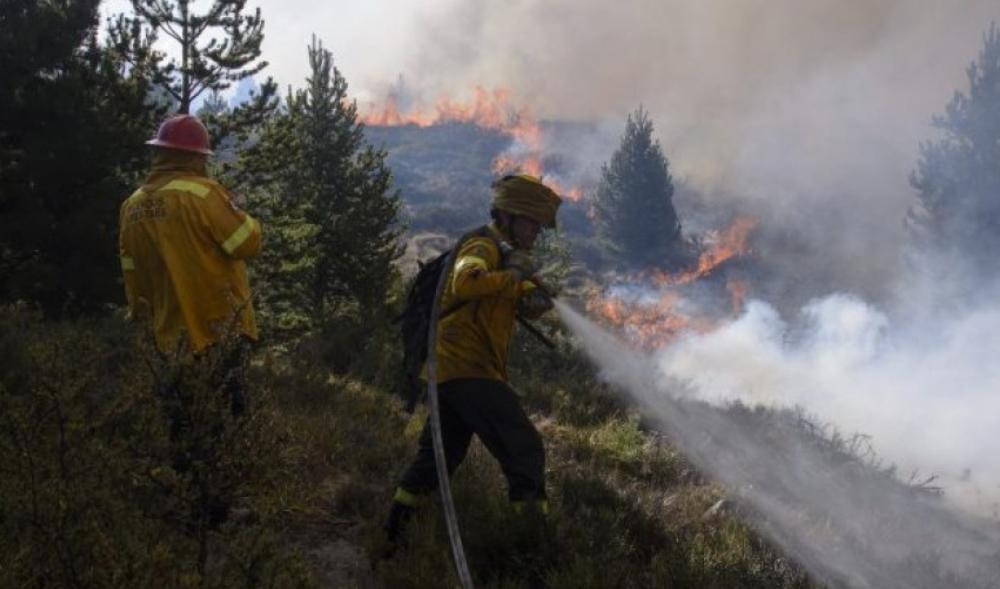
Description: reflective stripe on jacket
119,165,262,353
429,224,535,383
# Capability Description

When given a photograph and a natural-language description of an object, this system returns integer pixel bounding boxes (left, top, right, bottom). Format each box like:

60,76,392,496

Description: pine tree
293,37,404,316
237,108,318,342
0,0,164,315
240,37,403,342
908,23,1000,278
592,106,681,269
119,0,268,114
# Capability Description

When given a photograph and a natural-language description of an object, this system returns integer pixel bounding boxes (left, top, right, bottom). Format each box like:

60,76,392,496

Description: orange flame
587,217,757,348
362,86,542,145
649,216,757,287
586,290,714,349
362,86,583,202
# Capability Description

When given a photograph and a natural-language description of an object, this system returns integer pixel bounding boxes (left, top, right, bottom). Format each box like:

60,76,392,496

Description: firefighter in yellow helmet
383,174,561,547
118,114,262,415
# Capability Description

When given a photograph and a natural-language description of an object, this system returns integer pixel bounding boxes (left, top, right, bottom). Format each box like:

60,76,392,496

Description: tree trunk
179,0,190,113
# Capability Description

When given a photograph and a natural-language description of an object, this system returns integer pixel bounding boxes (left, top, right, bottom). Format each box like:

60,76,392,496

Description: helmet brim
146,139,214,156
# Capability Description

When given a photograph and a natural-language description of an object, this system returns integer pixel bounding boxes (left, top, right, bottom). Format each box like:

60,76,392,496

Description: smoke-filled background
334,0,998,301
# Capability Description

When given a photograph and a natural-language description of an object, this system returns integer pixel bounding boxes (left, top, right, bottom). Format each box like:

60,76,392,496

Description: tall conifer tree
240,37,403,341
592,107,681,268
0,0,163,314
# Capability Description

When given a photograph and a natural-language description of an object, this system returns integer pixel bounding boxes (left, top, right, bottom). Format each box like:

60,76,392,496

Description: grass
0,305,850,587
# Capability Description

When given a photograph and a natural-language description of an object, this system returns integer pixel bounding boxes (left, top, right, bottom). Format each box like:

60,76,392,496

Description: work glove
517,288,554,318
503,249,537,282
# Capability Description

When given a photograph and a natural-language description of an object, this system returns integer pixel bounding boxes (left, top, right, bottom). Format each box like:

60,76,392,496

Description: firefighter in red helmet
118,114,262,414
145,113,215,155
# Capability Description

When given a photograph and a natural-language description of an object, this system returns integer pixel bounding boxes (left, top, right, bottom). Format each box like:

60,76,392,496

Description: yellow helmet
491,174,562,228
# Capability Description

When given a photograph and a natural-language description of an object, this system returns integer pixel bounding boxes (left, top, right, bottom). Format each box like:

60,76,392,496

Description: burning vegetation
362,86,584,202
365,88,752,350
586,216,758,348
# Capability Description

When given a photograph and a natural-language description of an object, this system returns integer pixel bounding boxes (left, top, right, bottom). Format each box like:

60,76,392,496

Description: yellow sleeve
451,237,521,300
199,185,263,259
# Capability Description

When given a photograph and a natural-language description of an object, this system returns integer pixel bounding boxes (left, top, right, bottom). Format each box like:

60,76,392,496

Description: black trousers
399,378,546,502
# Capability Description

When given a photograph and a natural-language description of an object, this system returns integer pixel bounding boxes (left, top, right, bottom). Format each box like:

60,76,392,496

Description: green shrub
0,306,312,587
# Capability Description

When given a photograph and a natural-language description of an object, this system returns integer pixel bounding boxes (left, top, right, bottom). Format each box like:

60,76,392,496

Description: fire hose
426,251,556,588
426,245,475,589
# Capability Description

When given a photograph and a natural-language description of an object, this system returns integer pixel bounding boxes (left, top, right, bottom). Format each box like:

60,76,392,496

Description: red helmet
146,114,213,155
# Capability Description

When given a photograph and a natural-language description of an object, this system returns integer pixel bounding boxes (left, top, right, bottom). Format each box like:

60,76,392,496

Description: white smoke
659,294,1000,513
554,296,1000,588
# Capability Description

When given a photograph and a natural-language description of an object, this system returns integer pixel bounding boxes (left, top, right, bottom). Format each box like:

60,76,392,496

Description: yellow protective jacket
430,224,541,383
118,154,262,353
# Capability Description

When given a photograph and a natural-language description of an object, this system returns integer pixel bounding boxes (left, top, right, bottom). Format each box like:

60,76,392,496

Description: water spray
553,298,1000,589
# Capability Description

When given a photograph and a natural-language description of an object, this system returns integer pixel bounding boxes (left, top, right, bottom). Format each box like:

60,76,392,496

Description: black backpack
396,227,500,411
